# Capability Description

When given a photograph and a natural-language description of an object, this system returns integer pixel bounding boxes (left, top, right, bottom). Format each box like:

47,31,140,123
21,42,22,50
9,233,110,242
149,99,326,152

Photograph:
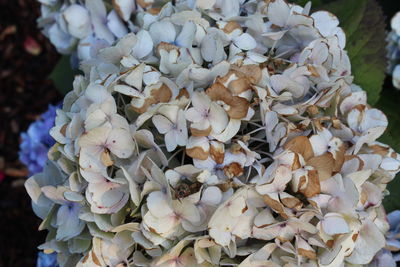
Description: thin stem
245,126,266,136
258,157,272,164
256,150,274,157
245,166,252,183
249,137,268,143
247,121,264,128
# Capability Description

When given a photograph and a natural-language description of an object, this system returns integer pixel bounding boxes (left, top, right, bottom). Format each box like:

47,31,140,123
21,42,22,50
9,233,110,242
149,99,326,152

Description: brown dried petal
206,82,249,119
147,8,161,15
229,76,251,95
210,141,225,164
299,170,320,198
223,162,244,178
231,64,262,84
176,88,190,100
190,125,212,137
132,83,172,114
112,0,124,20
298,248,317,260
91,251,102,266
307,153,335,181
332,144,346,173
157,42,179,54
369,144,390,156
137,0,153,8
60,124,68,136
281,196,302,210
284,136,314,162
186,147,209,160
222,21,242,33
263,195,285,215
292,153,302,170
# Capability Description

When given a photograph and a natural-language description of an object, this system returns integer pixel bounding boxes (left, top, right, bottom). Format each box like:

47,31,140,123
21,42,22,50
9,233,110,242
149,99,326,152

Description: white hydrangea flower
37,0,161,59
27,1,400,266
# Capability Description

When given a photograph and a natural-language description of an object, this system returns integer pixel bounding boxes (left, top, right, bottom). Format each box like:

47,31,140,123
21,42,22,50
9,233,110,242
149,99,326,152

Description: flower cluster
26,0,400,266
370,210,400,266
387,11,400,89
19,104,60,175
385,210,400,262
37,0,161,60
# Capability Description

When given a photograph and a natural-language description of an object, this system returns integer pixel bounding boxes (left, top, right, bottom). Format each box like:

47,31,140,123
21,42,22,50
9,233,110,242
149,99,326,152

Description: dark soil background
0,0,398,267
0,0,61,266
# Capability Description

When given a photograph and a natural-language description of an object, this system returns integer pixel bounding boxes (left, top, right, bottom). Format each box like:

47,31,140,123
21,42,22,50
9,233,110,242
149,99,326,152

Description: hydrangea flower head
26,1,400,266
37,0,165,60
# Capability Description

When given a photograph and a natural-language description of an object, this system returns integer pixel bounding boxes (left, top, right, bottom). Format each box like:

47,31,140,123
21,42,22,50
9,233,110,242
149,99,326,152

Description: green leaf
376,88,400,152
49,56,80,96
376,87,400,212
383,175,400,213
321,0,386,105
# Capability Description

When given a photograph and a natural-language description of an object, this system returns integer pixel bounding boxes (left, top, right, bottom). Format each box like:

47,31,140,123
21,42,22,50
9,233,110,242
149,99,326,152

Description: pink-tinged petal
106,128,134,158
24,36,42,56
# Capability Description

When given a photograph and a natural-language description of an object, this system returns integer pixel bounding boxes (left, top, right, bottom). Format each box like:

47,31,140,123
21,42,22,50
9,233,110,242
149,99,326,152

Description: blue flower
371,210,400,266
37,251,58,267
386,210,400,261
19,104,61,175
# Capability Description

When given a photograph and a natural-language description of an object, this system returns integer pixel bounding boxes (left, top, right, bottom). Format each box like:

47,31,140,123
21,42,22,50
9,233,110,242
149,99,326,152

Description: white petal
347,219,386,264
201,186,222,206
113,0,134,21
86,0,114,44
267,0,290,27
209,103,229,134
165,130,178,152
175,21,196,48
311,11,339,37
173,199,200,223
107,10,128,39
63,4,91,39
152,115,173,134
149,21,176,45
212,119,241,143
321,213,350,236
132,30,153,59
147,191,173,218
186,107,204,123
85,84,109,103
106,128,135,158
114,85,142,97
233,33,257,50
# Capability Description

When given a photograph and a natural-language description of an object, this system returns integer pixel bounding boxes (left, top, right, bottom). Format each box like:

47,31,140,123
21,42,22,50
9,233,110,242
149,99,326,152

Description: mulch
0,0,61,266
